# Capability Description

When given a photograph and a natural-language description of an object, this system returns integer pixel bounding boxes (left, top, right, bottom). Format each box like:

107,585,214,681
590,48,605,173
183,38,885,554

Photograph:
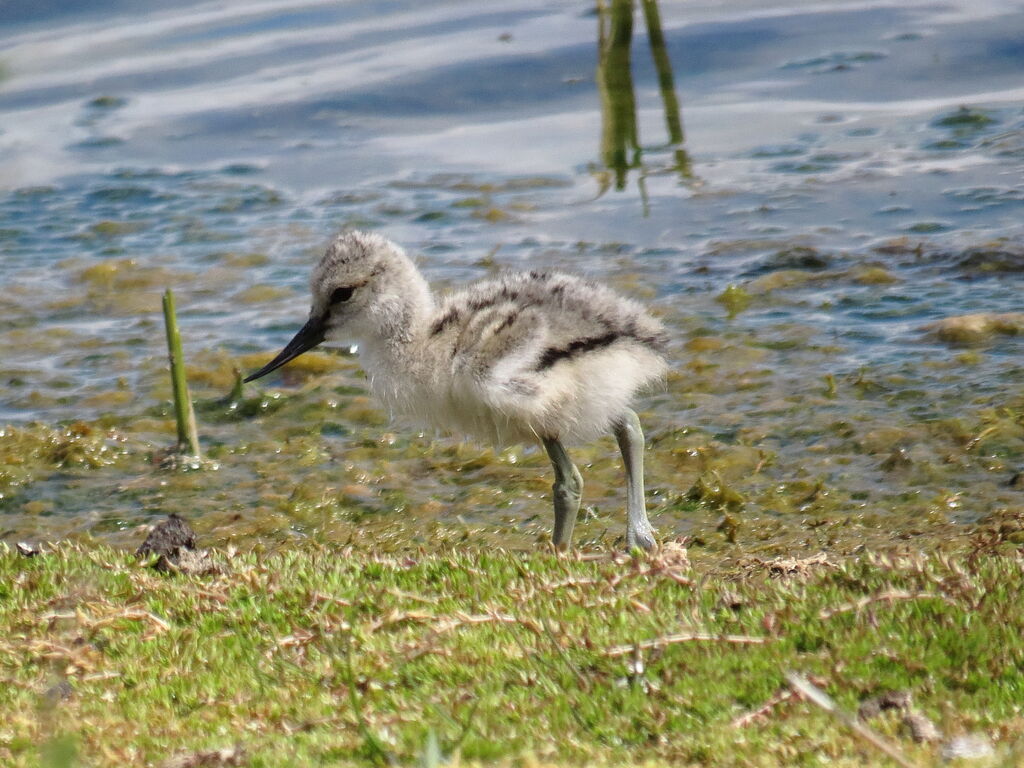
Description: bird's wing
440,271,666,387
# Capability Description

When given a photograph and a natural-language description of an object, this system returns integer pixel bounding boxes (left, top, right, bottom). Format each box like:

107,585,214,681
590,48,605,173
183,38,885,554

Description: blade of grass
162,288,201,457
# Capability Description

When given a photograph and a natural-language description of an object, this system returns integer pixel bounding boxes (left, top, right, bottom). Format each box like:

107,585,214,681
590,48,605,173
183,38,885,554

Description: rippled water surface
1,0,1023,550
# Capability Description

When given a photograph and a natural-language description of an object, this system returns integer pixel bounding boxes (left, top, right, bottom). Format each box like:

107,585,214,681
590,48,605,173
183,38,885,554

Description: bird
245,230,669,550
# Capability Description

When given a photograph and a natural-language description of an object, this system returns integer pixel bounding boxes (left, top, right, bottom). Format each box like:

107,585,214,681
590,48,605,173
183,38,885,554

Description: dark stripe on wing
535,328,668,371
535,331,619,370
430,281,542,337
494,309,519,333
429,307,460,336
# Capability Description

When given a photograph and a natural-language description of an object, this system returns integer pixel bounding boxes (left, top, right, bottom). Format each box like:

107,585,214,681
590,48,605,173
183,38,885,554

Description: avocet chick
245,231,669,550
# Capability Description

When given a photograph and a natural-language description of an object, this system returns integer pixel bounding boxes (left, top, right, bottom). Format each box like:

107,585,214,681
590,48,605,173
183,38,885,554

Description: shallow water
1,0,1023,551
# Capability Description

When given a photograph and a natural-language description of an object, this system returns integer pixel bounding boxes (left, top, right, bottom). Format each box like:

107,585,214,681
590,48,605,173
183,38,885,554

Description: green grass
2,537,1022,767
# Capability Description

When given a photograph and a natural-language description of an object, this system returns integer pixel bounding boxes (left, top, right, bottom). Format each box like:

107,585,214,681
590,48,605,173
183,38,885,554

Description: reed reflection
593,0,693,205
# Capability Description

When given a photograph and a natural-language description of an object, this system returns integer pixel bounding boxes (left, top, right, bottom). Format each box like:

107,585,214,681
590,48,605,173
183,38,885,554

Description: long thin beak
244,315,327,382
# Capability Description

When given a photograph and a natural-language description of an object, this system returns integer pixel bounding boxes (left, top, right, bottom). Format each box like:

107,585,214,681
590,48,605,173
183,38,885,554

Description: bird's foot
626,528,657,553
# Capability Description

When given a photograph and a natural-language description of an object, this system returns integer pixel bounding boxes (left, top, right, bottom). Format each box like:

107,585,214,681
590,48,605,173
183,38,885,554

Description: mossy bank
2,530,1022,767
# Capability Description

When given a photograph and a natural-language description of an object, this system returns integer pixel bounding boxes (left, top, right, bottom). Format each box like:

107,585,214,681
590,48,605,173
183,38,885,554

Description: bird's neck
355,267,435,381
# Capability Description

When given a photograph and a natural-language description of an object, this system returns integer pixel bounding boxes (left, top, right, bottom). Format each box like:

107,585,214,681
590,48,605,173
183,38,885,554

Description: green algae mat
2,534,1022,767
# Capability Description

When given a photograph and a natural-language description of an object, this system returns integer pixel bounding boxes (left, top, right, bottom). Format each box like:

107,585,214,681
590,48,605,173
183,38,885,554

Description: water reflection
593,0,693,206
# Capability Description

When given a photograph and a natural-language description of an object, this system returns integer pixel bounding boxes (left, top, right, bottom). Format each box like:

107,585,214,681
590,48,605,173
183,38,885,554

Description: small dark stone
137,514,197,572
137,513,195,557
1007,472,1024,489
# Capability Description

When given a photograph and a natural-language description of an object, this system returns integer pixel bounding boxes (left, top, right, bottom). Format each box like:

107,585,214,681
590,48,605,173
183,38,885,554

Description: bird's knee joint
553,475,582,501
566,473,583,497
571,465,583,488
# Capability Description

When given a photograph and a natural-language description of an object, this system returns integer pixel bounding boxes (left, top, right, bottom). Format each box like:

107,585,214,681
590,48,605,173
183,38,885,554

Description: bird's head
244,230,407,382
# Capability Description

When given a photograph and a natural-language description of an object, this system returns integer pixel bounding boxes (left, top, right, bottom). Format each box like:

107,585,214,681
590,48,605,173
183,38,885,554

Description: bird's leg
542,436,584,550
613,409,656,551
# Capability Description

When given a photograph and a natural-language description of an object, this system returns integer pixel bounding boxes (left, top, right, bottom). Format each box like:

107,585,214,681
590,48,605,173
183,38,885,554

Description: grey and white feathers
245,230,670,550
256,230,669,446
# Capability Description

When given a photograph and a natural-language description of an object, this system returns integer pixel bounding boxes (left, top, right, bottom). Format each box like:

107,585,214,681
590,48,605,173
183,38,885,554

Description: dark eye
330,286,355,305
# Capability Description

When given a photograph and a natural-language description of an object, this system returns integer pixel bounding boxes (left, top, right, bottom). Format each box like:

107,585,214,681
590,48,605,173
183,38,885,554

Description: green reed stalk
162,289,201,457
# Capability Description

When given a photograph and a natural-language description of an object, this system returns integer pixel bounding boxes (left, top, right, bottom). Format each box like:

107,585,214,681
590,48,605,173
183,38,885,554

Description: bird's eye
330,286,355,305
